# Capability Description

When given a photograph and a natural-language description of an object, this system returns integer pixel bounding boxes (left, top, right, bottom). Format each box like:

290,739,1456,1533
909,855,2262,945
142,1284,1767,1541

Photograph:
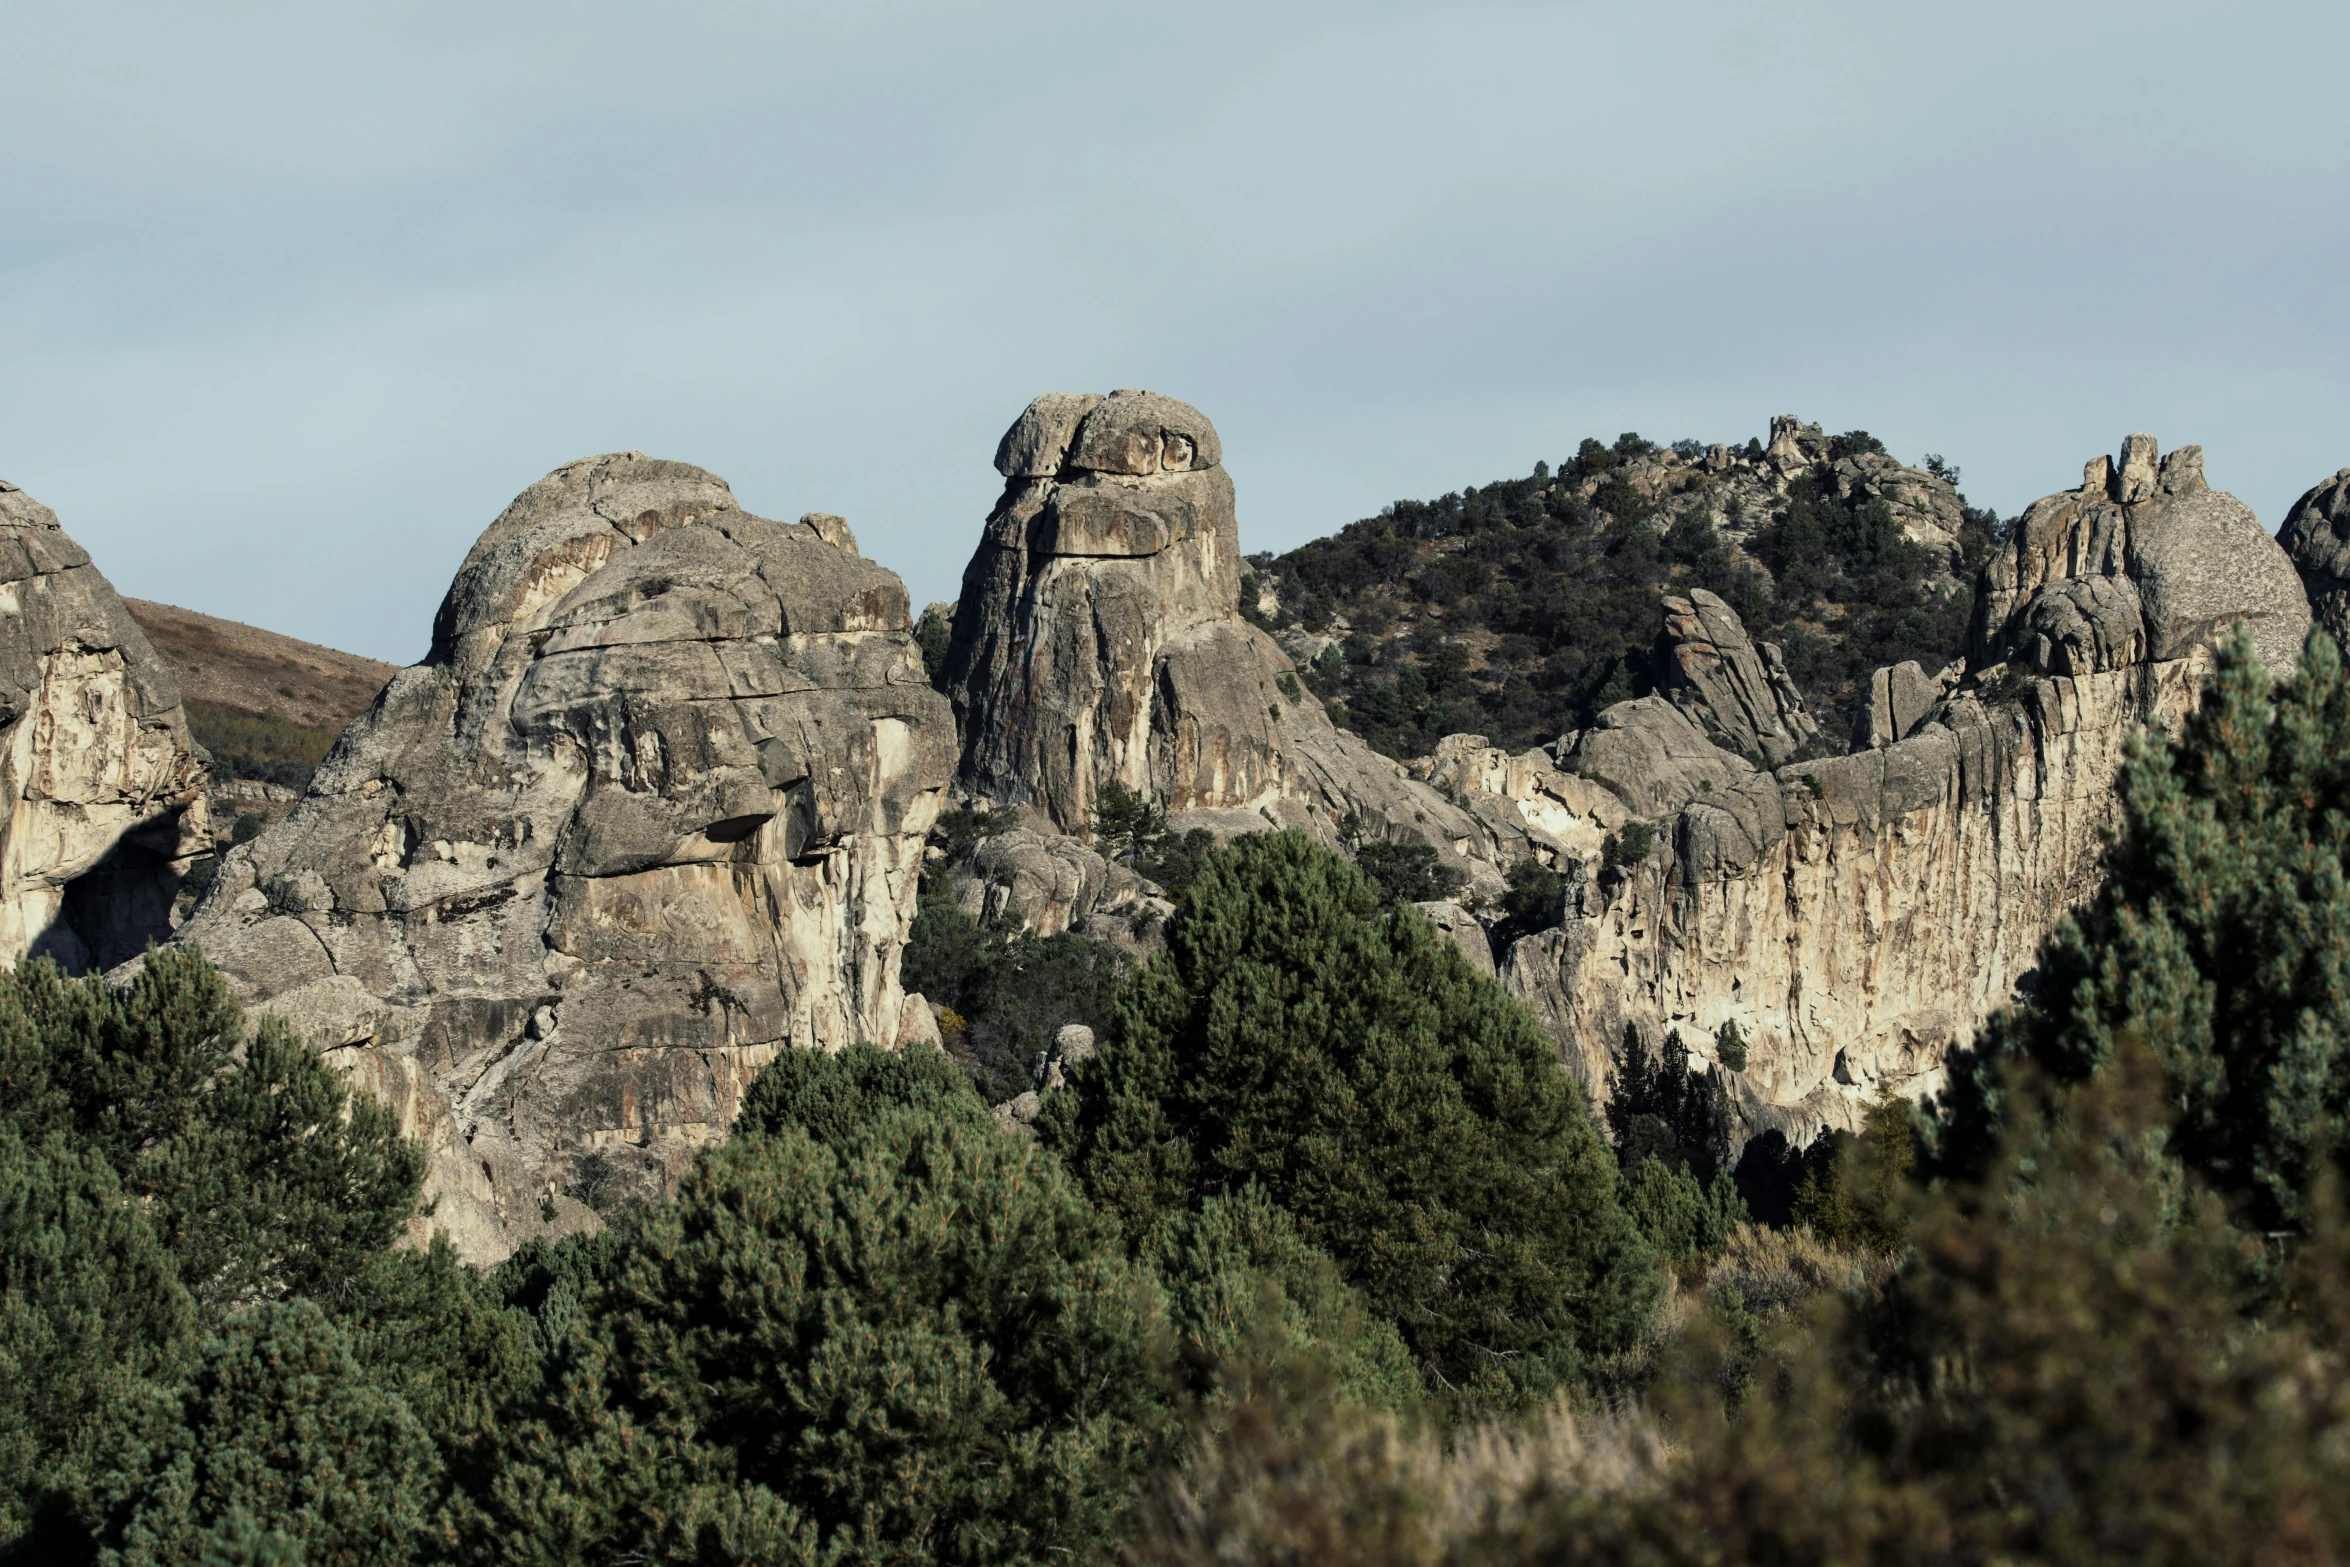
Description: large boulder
0,481,208,971
1655,588,1820,764
942,392,1521,889
172,453,953,1262
2281,467,2350,651
1973,435,2308,677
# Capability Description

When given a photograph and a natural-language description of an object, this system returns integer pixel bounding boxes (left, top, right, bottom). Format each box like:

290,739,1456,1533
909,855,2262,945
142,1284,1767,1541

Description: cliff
0,480,209,971
1495,435,2310,1138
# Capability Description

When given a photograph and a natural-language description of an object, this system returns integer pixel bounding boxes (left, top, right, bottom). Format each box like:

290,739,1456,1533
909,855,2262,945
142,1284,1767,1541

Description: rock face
1494,436,2310,1138
173,454,952,1263
0,481,208,971
1655,589,1820,765
2282,468,2350,651
941,392,1528,924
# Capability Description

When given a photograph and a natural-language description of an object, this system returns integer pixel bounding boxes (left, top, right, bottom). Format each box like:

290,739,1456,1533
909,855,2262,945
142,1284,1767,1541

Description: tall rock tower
174,454,954,1261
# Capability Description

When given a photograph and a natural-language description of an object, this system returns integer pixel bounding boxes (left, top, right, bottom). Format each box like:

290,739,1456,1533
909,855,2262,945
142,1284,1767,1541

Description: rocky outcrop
1973,436,2306,677
942,392,1527,909
1494,436,2310,1139
2282,468,2350,651
1655,589,1820,765
171,453,952,1263
0,481,208,972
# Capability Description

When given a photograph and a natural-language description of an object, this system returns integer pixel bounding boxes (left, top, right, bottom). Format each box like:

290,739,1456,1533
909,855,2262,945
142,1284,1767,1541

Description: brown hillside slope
124,598,398,731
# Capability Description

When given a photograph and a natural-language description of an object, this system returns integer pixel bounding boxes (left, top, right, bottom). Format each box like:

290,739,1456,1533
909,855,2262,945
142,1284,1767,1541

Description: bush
1043,831,1658,1404
477,1105,1173,1566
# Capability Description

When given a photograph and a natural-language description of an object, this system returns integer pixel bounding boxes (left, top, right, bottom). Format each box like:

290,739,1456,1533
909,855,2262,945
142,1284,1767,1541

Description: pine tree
0,948,423,1313
99,1300,442,1567
1936,631,2350,1230
1041,830,1657,1402
477,1104,1172,1566
0,1130,196,1555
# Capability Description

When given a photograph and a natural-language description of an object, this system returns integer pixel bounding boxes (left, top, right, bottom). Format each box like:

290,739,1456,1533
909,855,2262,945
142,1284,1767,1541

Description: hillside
1251,415,2003,759
124,598,398,788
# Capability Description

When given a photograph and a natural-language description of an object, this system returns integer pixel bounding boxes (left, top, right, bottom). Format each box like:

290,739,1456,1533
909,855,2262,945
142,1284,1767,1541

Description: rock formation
939,391,1532,922
172,453,952,1262
0,481,208,971
1494,436,2310,1138
2282,467,2350,651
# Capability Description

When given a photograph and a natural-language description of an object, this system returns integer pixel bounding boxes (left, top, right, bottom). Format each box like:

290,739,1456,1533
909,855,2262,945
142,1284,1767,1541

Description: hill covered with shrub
1249,418,2004,758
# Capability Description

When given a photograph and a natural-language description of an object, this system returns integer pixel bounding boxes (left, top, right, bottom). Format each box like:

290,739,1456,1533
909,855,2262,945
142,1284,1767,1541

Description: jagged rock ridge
1497,435,2311,1139
0,481,208,971
172,453,953,1263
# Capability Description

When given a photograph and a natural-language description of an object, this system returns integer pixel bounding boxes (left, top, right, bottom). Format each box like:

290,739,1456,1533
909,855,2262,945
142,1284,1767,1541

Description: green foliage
229,813,265,846
0,947,423,1316
334,1237,538,1459
101,1300,442,1567
478,1106,1172,1566
0,1131,196,1553
737,1037,995,1149
1936,632,2350,1232
1790,1094,1918,1254
1621,1156,1746,1264
183,702,339,792
902,865,1128,1105
1093,780,1217,894
1713,1019,1747,1074
912,603,954,689
1043,831,1657,1403
1350,839,1465,905
1600,819,1655,872
1493,856,1565,944
1150,1185,1420,1412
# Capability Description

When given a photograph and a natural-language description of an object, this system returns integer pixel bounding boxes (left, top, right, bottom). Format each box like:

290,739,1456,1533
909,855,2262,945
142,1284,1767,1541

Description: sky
5,1,2347,664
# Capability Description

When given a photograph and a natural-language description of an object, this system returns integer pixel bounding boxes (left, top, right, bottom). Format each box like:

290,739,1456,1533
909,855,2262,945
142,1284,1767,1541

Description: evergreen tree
477,1105,1172,1566
0,1131,196,1557
99,1299,442,1567
1936,631,2350,1229
1150,1185,1420,1412
0,948,423,1313
1042,831,1657,1402
734,1038,994,1149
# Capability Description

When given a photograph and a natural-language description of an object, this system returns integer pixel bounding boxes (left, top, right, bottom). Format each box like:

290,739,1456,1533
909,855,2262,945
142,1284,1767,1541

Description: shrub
1043,831,1657,1403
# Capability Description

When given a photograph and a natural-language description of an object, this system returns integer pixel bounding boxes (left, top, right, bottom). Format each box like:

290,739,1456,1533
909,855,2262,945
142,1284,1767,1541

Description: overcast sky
6,2,2346,663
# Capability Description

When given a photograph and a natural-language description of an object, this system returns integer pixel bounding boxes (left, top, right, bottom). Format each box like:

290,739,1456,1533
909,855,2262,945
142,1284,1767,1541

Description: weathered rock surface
943,392,1524,891
1973,437,2307,677
1492,436,2310,1141
2282,468,2350,651
0,481,208,971
170,453,952,1263
1656,588,1820,764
